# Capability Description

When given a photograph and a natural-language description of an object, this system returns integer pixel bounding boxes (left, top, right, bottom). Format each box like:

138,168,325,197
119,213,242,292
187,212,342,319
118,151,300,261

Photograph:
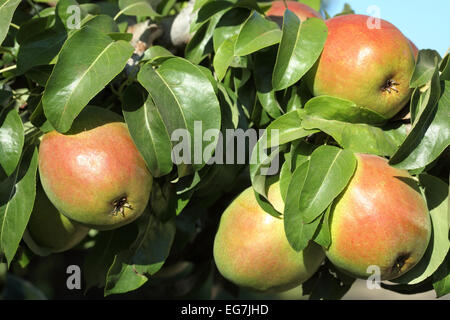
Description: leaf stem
10,23,20,30
0,65,17,74
113,8,126,21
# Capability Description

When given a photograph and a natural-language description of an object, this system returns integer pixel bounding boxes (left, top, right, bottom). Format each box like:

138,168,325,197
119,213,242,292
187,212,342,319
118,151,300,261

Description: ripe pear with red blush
408,39,419,59
213,182,325,292
266,1,323,26
306,14,416,119
326,154,431,280
38,106,153,231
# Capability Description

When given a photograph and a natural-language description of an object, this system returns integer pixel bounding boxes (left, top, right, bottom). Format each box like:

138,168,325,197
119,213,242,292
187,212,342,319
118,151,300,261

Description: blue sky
322,0,449,57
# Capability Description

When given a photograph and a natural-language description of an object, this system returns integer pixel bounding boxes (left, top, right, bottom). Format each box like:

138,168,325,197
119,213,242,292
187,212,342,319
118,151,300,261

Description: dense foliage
0,0,448,299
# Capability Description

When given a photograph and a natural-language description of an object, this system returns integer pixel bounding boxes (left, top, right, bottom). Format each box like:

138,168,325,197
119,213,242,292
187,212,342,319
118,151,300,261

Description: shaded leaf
297,145,357,223
313,204,332,249
253,48,283,119
2,274,47,300
84,224,138,292
390,74,448,170
432,252,450,298
104,214,175,296
0,146,38,266
16,16,67,74
122,83,173,178
212,7,249,51
234,11,282,56
302,262,355,300
284,160,322,251
0,107,24,176
185,6,230,64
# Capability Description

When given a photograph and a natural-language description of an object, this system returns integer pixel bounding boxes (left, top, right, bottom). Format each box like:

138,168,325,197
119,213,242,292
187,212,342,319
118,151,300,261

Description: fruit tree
0,0,448,301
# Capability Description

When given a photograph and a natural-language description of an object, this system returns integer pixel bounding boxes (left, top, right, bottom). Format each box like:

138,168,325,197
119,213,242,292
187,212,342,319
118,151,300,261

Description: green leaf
302,115,403,156
194,0,212,11
194,0,233,27
286,140,315,170
79,3,101,15
0,0,21,45
141,45,174,63
150,180,179,222
249,142,285,200
297,145,357,223
42,26,134,133
253,48,283,119
137,57,221,172
16,15,54,45
25,65,53,87
410,50,441,88
234,11,282,56
279,161,291,202
157,0,177,16
272,14,327,90
16,16,67,74
299,0,321,11
0,90,11,107
233,0,262,12
56,0,85,30
432,253,450,298
392,174,449,285
279,140,316,201
0,146,38,266
439,52,450,81
0,107,24,176
212,8,249,51
122,84,173,178
82,14,120,34
213,34,237,81
104,214,176,296
389,75,448,170
185,6,230,64
304,96,388,125
118,0,159,18
259,110,317,148
249,109,311,199
284,160,321,251
107,32,133,42
313,204,332,249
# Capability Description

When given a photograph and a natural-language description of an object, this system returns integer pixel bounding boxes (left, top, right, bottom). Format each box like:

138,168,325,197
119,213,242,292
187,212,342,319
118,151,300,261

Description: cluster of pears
26,106,153,255
213,2,430,291
214,154,431,292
